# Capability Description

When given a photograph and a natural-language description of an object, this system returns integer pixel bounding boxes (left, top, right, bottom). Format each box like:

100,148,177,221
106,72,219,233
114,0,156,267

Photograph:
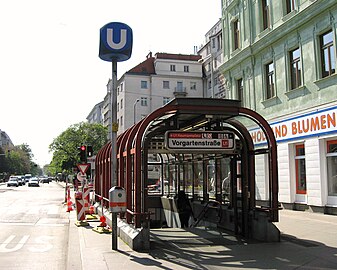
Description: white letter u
107,29,127,50
0,235,30,253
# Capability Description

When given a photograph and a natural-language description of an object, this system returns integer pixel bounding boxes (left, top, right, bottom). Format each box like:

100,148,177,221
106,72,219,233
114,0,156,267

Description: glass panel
207,163,216,199
330,46,336,74
323,31,333,46
327,156,337,196
296,159,306,192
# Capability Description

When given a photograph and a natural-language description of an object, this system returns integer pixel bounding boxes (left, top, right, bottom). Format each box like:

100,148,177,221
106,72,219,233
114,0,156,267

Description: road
0,181,69,270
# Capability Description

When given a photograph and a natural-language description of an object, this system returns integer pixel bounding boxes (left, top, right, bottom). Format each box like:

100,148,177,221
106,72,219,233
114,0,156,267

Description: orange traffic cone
66,187,73,212
99,215,107,227
67,200,73,212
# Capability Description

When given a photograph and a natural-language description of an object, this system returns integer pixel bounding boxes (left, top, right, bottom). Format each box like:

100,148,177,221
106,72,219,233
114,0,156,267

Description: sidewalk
63,183,337,269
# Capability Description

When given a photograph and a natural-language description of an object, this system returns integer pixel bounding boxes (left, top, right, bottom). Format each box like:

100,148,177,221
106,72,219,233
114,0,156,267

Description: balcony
173,87,187,97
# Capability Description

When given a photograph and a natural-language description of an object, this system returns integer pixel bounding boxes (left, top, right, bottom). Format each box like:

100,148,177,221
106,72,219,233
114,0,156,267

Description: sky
0,0,221,167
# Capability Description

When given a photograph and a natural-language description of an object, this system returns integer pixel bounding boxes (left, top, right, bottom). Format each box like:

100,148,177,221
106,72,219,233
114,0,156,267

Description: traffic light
87,145,93,157
78,145,87,162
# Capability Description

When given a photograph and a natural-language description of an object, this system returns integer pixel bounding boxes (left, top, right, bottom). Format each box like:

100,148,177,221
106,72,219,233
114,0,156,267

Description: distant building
0,129,14,148
102,52,203,135
86,101,104,124
220,0,337,213
198,19,224,98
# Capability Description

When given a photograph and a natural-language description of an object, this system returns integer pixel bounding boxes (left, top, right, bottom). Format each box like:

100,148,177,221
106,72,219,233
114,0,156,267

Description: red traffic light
80,145,86,151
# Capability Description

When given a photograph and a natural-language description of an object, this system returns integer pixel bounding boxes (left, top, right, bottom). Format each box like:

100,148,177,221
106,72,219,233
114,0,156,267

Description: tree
49,122,108,174
0,144,38,177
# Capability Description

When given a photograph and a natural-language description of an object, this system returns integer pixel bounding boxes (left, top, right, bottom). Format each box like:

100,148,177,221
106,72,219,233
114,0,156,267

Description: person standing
176,190,192,228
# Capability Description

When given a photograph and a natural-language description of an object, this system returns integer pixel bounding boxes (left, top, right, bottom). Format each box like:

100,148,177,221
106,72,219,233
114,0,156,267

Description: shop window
320,30,336,78
327,140,337,196
295,144,306,194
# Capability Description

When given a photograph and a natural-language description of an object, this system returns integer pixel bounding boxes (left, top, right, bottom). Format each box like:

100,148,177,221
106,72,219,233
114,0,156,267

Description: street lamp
133,99,140,124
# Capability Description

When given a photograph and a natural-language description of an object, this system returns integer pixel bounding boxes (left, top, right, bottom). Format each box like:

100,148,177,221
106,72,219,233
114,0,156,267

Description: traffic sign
99,22,133,62
77,164,90,174
77,172,86,182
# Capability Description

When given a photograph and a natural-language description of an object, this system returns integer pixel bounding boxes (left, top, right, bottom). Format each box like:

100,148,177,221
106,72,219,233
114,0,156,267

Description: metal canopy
95,98,279,228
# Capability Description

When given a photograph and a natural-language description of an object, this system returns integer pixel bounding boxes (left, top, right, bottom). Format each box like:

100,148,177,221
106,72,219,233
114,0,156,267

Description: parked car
7,178,19,187
40,177,49,184
28,177,39,187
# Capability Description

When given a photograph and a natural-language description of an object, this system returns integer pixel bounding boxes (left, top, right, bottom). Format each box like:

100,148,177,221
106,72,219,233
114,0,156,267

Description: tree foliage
0,143,40,179
49,122,108,174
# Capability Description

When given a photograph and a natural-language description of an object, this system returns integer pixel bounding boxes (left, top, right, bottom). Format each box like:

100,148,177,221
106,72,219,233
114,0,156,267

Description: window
120,83,123,92
286,0,295,14
295,144,306,194
120,116,123,127
233,19,240,50
320,30,336,78
262,0,270,30
176,82,184,92
120,98,123,109
190,82,197,90
141,80,148,89
212,38,216,49
140,97,148,106
163,81,170,89
184,65,189,72
170,65,176,72
289,47,301,89
265,62,275,99
163,97,170,105
237,78,243,102
327,140,337,196
217,33,222,51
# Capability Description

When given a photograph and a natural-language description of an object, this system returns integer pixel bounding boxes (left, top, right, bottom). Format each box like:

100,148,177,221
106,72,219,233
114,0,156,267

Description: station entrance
95,98,280,250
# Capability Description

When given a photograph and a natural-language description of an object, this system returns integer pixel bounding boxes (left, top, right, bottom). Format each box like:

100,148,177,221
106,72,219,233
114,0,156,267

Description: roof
126,52,202,76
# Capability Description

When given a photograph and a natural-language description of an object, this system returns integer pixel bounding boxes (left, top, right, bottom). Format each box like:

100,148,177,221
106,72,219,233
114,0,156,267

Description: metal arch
135,101,278,226
124,120,144,223
117,128,132,188
103,98,279,227
237,107,279,222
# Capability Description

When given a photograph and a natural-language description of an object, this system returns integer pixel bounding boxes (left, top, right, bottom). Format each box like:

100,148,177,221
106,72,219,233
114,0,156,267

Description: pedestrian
176,190,192,228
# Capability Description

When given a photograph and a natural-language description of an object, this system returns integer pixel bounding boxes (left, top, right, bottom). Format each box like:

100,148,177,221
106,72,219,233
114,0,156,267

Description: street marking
0,235,30,253
0,235,54,253
28,236,53,252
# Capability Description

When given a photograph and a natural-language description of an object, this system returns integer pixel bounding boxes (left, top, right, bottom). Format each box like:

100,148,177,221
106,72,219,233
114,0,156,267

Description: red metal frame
94,99,279,227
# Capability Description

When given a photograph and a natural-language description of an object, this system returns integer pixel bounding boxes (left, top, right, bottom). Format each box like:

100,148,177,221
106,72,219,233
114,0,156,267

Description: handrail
191,200,222,227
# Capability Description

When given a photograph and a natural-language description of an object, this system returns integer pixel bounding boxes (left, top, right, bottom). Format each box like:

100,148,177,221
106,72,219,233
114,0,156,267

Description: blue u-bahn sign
99,22,133,62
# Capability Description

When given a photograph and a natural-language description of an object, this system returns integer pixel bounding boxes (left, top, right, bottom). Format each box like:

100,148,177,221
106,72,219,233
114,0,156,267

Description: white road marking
0,235,30,253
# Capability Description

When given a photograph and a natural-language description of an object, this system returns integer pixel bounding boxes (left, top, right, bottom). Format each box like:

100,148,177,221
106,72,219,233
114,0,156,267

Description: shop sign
250,106,337,145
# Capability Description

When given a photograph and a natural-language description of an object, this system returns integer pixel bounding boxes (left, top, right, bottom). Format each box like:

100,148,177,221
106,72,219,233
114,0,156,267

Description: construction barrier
74,191,89,226
66,187,73,212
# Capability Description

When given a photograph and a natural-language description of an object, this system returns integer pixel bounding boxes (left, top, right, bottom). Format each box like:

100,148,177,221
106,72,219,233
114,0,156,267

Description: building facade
0,129,13,148
116,52,203,134
198,19,225,98
86,101,104,124
220,0,337,212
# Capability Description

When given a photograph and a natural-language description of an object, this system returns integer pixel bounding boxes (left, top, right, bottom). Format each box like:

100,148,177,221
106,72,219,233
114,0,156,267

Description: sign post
99,22,133,250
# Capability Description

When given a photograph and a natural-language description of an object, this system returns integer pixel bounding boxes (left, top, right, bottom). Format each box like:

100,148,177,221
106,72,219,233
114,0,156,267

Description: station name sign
165,131,235,153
